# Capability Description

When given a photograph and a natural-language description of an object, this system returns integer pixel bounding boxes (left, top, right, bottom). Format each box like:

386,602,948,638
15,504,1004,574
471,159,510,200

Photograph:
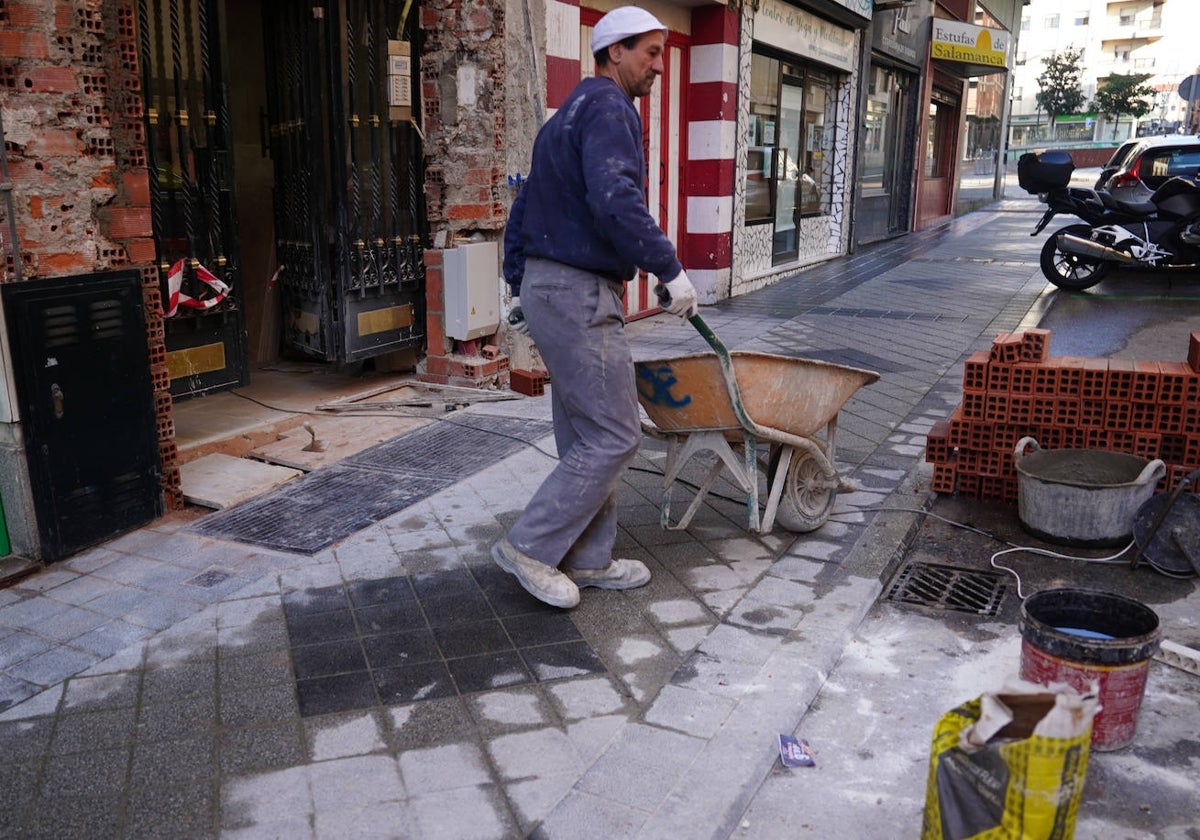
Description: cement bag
920,684,1098,840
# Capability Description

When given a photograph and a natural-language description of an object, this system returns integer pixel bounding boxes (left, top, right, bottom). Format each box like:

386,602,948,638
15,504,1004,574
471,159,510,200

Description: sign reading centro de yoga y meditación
930,19,1010,70
755,0,857,73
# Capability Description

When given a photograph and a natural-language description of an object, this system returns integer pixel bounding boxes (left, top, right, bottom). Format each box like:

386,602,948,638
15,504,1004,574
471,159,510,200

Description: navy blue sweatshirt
503,76,683,295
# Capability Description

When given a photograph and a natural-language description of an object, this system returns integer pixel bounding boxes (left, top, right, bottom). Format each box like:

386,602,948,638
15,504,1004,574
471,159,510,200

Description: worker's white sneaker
491,538,580,609
567,558,651,590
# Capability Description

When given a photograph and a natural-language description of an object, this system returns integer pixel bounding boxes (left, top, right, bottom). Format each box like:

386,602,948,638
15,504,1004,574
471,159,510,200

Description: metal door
264,0,426,362
2,271,162,562
137,0,249,398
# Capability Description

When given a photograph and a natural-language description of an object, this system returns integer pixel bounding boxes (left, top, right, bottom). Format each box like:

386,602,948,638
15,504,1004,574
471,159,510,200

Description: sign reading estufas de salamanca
930,19,1010,69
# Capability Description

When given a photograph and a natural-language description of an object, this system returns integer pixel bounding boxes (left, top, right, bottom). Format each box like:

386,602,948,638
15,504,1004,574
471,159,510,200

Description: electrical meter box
444,241,500,341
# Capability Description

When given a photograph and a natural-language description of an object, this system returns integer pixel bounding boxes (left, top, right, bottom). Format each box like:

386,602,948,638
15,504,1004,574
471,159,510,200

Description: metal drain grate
188,416,553,554
885,562,1006,616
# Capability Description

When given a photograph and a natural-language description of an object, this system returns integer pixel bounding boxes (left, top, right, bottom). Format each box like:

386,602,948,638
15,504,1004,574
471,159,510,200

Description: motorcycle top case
1018,151,1075,194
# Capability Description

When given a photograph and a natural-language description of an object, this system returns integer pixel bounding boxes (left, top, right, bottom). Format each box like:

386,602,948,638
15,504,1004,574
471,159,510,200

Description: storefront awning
930,19,1010,76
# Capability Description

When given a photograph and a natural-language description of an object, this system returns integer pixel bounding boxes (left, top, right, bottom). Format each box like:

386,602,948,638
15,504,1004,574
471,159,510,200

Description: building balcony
1101,15,1164,42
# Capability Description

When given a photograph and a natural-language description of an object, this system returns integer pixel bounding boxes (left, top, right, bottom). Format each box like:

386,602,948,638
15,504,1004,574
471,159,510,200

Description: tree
1093,72,1156,139
1035,47,1086,140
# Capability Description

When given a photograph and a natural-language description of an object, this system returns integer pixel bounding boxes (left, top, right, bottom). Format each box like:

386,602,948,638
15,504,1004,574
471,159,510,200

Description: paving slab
180,452,302,509
6,195,1194,840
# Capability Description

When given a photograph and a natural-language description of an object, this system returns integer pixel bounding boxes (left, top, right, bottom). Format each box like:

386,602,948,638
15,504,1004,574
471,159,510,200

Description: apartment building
1010,0,1200,144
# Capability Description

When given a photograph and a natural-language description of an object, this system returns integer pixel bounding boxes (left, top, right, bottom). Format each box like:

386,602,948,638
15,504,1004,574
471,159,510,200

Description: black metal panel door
264,0,426,362
2,271,163,562
137,0,249,398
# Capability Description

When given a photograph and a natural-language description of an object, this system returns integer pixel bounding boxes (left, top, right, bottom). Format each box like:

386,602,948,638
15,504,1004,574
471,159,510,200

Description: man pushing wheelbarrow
496,7,697,609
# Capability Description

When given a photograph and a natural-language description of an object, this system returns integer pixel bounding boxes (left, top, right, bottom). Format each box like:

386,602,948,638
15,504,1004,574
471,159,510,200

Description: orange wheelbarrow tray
634,350,879,533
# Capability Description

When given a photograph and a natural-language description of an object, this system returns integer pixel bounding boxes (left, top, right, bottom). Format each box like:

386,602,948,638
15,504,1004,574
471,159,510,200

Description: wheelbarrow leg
744,434,761,532
823,414,856,494
760,444,795,533
659,430,760,532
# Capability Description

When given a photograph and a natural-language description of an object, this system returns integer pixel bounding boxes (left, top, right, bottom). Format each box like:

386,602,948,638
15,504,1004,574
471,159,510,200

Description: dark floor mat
285,569,605,716
188,415,554,554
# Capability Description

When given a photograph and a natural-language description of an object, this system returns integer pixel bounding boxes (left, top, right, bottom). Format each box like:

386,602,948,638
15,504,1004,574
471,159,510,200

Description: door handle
50,383,64,419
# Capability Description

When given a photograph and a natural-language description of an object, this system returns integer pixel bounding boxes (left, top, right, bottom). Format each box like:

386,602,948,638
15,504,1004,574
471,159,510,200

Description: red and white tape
163,259,232,317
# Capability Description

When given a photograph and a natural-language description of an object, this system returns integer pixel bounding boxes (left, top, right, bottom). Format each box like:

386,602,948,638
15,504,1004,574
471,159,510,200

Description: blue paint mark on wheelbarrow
636,362,692,408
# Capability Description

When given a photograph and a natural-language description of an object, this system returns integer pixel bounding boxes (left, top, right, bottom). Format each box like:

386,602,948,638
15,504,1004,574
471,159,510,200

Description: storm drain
188,415,553,554
283,568,606,717
885,562,1006,616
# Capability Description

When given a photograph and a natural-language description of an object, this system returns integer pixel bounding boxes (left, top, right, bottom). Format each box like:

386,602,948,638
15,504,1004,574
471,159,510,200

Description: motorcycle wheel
1039,224,1113,291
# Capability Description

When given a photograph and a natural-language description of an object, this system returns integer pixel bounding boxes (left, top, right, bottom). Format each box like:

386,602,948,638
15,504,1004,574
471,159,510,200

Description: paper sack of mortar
920,683,1098,840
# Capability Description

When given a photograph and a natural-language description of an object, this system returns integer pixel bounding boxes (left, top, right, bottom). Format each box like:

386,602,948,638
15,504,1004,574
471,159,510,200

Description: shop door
581,17,687,319
918,86,961,228
2,271,162,562
771,77,805,263
887,77,913,233
263,0,426,363
137,0,249,398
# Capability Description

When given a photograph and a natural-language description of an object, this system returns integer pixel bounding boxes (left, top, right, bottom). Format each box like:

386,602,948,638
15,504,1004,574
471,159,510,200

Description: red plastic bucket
1019,588,1161,751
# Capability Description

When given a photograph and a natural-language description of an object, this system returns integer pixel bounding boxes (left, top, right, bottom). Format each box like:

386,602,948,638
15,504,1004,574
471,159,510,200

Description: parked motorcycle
1018,151,1200,291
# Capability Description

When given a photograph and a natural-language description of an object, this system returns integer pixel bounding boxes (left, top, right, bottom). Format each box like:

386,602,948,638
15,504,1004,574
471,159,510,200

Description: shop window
861,66,902,197
745,51,840,263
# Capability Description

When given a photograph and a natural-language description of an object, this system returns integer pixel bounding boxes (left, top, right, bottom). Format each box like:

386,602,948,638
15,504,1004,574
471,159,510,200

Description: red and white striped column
682,4,738,304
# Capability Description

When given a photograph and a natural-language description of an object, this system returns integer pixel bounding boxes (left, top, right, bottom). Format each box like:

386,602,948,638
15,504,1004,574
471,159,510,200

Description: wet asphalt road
1036,268,1200,360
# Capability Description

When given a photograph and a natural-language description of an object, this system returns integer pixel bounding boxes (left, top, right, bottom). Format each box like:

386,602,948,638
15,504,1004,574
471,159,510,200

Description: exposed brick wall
0,0,150,281
1,0,176,508
419,0,508,247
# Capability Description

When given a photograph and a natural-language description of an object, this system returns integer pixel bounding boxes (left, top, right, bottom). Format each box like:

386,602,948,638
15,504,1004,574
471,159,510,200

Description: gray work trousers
506,258,641,571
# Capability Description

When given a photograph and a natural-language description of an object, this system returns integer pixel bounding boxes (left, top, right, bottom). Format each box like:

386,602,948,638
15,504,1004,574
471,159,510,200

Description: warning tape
163,259,232,317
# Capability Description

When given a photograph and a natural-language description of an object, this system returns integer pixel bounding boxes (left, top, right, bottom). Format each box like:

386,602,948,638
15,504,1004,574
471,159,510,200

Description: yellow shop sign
930,19,1010,72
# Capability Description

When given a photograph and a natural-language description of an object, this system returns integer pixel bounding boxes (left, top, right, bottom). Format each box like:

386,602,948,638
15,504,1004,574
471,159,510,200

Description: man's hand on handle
657,271,698,318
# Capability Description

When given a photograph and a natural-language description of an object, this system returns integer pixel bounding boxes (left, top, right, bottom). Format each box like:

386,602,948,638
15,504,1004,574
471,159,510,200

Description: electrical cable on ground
828,505,1139,599
229,390,563,460
221,396,1149,596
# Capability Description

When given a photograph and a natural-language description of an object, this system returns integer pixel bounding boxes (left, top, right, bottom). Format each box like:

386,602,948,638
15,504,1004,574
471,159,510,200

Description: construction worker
496,6,697,608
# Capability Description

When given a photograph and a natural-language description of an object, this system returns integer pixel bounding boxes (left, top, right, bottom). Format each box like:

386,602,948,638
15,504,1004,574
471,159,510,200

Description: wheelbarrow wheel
774,449,837,533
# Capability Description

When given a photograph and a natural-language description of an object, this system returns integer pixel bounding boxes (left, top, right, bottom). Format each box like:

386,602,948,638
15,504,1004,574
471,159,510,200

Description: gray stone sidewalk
1,197,1052,839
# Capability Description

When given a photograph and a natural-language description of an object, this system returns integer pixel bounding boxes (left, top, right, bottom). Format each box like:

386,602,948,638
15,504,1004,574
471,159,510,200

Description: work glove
508,296,530,335
658,271,698,318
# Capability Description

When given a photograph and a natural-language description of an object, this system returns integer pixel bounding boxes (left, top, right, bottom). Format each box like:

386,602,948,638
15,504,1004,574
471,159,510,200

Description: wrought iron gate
264,0,426,362
137,0,426,394
137,0,248,398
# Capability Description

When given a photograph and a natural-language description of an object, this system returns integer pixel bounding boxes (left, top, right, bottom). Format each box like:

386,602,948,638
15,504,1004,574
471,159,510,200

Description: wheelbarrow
634,314,879,534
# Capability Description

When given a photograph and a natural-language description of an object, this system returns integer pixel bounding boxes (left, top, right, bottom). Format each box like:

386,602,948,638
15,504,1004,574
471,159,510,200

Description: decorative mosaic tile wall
730,24,860,298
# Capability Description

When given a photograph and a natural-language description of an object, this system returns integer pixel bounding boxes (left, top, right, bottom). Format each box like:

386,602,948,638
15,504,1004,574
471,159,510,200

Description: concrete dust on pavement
1,186,1198,839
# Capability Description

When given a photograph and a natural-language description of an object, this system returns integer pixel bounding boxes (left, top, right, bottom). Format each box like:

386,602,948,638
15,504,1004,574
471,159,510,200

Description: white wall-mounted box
443,241,500,341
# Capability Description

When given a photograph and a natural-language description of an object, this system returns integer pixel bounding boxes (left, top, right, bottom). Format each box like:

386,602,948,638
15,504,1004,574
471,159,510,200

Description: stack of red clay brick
926,329,1200,503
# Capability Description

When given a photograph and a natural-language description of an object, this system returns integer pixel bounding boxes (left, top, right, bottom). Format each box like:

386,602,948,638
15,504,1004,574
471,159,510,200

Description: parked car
1094,135,1200,202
